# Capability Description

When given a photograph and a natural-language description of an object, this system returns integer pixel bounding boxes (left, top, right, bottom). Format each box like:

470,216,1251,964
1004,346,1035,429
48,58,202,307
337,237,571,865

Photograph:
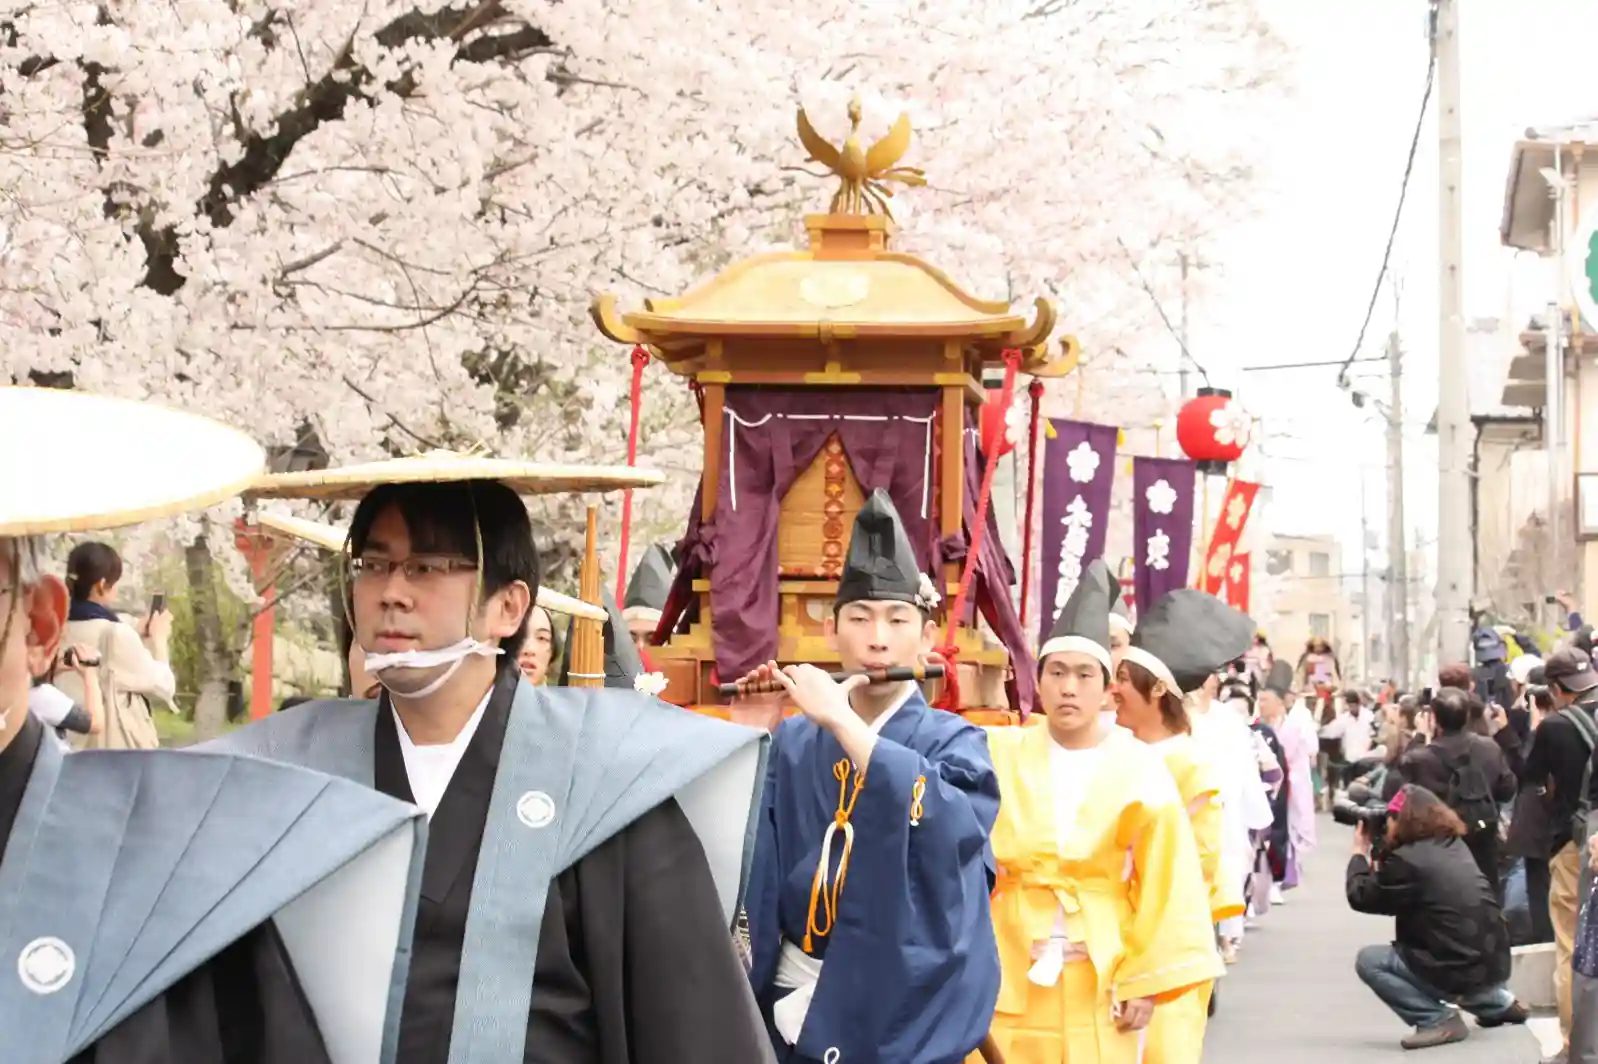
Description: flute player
733,487,1002,1064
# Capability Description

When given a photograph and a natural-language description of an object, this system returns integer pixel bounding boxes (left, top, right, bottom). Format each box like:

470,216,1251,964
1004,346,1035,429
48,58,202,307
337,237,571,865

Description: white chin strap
364,637,503,700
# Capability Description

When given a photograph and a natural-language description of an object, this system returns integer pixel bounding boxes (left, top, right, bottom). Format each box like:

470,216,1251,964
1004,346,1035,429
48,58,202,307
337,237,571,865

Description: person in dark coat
1349,785,1528,1049
1394,688,1517,896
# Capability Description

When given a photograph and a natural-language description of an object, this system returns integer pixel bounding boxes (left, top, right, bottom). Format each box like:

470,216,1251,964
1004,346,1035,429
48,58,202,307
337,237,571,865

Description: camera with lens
1332,786,1389,842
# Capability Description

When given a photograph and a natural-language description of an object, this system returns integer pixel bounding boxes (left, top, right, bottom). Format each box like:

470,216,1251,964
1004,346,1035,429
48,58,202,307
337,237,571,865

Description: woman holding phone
52,540,175,749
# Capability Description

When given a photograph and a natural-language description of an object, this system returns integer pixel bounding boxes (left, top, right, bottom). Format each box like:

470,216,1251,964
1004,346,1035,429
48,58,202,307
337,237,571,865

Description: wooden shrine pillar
232,518,278,720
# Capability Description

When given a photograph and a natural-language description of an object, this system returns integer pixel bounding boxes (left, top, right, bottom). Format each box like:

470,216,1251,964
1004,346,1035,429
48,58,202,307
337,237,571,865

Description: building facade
1262,532,1353,679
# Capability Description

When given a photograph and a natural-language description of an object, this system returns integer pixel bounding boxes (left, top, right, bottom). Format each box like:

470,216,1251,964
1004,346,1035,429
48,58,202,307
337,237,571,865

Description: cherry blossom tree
1,0,1283,727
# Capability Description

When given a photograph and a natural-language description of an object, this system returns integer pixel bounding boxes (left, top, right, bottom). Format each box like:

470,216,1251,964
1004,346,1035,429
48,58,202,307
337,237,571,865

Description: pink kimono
1275,716,1318,889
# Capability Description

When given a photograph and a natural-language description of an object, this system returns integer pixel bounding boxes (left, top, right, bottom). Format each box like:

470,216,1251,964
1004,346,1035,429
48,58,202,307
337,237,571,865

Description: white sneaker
1269,884,1285,905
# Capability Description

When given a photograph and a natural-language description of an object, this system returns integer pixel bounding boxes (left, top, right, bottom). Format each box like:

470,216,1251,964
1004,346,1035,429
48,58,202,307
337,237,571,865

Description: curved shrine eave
614,252,1038,338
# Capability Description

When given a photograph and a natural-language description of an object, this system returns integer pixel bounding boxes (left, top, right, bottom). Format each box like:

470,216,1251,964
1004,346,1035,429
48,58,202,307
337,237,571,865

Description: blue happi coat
747,687,1001,1064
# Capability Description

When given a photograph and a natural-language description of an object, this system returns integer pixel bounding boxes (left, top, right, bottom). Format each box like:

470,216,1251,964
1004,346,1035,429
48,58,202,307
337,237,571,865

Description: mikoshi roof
0,387,265,536
248,450,664,501
253,509,606,622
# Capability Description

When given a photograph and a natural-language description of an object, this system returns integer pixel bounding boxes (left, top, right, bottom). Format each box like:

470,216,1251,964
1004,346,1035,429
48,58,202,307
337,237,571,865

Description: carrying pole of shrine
232,518,277,719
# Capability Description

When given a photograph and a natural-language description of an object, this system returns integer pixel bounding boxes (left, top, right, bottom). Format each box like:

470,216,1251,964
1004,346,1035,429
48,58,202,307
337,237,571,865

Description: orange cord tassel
804,758,865,952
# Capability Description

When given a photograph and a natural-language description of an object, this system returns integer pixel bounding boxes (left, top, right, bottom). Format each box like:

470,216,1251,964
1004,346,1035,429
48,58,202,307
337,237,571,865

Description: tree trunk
185,529,233,742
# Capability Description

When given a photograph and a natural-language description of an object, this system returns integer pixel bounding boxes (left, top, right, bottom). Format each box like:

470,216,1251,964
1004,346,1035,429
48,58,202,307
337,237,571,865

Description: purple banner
1037,419,1119,643
1132,455,1197,613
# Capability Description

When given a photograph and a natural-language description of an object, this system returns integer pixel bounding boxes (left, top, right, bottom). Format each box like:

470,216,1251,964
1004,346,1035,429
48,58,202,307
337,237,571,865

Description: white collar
390,686,492,752
862,681,917,735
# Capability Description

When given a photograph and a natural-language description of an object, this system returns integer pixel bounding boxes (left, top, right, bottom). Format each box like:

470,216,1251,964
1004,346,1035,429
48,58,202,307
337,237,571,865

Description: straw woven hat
254,509,606,621
249,451,663,501
0,387,265,536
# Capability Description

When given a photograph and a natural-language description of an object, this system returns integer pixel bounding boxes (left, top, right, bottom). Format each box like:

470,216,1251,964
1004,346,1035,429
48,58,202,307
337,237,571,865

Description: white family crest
1146,479,1178,516
1146,529,1172,571
1053,495,1095,610
632,671,669,697
1210,401,1253,449
1066,441,1100,484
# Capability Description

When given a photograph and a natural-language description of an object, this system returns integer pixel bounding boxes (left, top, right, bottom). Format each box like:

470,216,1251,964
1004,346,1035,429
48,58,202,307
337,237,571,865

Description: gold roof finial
796,94,926,216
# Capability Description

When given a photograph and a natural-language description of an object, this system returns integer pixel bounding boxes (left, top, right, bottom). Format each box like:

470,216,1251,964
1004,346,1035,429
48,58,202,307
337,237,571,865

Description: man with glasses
215,458,772,1064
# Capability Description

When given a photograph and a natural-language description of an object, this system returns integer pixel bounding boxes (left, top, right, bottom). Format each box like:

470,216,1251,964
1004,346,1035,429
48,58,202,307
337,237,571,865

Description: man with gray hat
1524,645,1598,1062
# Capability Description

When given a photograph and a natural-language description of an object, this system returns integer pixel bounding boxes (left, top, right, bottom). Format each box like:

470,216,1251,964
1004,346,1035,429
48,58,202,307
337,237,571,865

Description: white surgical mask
364,637,502,700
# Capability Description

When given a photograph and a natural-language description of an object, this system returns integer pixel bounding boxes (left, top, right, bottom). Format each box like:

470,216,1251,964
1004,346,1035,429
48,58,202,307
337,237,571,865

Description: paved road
1203,816,1544,1062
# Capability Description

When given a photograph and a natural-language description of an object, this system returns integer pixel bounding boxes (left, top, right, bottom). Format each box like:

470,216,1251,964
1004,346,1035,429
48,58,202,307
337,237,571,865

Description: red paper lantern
979,388,1022,459
1176,386,1251,475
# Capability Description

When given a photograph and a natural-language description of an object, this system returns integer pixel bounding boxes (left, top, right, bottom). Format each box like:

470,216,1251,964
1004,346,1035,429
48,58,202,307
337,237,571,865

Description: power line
1116,237,1211,387
1335,44,1437,388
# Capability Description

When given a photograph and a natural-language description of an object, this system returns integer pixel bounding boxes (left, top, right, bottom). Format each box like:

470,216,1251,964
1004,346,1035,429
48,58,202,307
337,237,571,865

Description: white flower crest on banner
1066,441,1100,484
1146,479,1177,516
1225,492,1249,530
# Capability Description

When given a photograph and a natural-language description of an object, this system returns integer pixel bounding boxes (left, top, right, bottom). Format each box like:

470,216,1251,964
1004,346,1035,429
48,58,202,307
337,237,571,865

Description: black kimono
0,713,331,1064
374,671,770,1064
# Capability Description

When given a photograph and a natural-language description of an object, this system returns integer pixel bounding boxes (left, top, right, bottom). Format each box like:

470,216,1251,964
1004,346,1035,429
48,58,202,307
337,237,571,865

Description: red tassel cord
615,345,650,605
1017,378,1044,637
933,349,1022,712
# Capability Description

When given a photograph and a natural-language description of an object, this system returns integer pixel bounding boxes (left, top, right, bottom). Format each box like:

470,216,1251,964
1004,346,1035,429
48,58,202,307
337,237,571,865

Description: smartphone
150,592,166,615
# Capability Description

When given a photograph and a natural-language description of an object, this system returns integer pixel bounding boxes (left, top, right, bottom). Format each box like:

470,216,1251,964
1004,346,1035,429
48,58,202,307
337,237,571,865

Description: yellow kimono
973,726,1222,1064
1142,732,1241,1064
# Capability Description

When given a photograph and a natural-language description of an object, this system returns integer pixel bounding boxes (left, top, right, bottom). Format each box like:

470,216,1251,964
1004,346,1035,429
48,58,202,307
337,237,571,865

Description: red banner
1199,479,1261,596
1225,551,1252,613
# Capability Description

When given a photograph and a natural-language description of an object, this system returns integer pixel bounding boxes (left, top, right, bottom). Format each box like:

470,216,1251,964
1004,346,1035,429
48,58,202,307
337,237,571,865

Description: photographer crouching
1348,784,1529,1049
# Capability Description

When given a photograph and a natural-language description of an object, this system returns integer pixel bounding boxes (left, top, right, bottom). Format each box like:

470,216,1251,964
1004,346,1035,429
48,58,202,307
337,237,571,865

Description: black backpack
1438,745,1499,835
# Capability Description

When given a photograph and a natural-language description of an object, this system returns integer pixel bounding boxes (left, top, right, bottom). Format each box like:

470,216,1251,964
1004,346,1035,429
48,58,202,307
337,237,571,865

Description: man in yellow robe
1113,588,1258,1063
978,562,1222,1064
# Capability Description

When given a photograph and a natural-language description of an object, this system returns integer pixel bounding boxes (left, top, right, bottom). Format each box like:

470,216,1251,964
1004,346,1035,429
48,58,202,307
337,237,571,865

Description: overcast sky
1180,0,1598,585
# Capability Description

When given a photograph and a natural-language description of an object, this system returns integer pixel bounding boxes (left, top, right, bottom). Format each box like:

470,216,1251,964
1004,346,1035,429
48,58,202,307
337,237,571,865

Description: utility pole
1361,482,1373,684
1434,0,1473,662
1387,329,1412,690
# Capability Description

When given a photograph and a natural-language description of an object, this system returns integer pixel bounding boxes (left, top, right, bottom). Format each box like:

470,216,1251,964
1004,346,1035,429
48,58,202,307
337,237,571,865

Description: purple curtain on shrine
938,424,1038,715
662,388,941,682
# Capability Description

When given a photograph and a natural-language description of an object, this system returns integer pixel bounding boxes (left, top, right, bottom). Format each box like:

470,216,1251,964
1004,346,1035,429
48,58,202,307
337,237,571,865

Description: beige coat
52,616,174,750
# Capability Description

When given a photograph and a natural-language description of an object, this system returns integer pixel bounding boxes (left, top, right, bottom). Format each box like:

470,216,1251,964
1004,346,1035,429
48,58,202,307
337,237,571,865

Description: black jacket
1523,693,1598,854
1396,731,1517,821
1347,836,1512,995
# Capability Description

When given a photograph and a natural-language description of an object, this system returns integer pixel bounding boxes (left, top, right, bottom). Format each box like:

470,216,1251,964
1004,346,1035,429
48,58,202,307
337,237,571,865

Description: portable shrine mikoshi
237,452,661,715
593,100,1081,724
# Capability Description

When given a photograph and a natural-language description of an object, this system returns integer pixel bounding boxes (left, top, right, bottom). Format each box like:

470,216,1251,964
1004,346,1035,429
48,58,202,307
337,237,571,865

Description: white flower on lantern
1146,530,1172,571
632,671,669,698
1066,441,1100,484
1003,398,1027,449
915,571,942,611
1146,479,1178,516
1209,401,1253,449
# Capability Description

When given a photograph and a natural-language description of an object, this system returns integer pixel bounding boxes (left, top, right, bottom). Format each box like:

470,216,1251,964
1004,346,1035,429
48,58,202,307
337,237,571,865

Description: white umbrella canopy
0,387,265,536
248,451,662,501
